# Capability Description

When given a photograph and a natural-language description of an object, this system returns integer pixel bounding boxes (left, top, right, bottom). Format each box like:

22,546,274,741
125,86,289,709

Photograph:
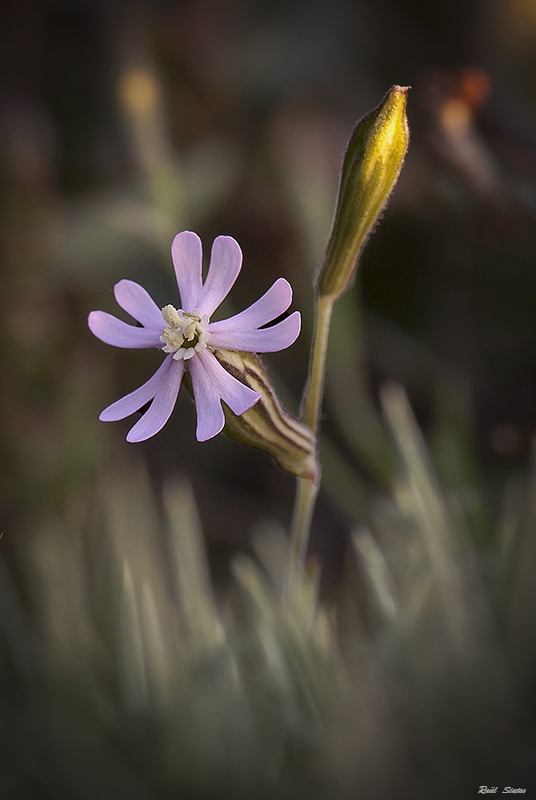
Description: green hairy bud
214,350,318,482
316,85,410,301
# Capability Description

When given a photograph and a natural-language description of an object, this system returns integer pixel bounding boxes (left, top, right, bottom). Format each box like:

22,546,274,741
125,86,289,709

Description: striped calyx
214,350,318,481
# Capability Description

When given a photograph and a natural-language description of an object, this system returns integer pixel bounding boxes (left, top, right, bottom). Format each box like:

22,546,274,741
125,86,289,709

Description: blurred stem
284,294,334,605
284,476,318,608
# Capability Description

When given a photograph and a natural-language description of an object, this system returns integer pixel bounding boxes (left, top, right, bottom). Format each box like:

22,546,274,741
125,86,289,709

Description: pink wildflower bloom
88,231,301,442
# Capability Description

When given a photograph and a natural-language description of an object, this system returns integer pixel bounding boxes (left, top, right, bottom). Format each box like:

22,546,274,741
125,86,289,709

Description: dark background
3,0,536,547
2,1,536,797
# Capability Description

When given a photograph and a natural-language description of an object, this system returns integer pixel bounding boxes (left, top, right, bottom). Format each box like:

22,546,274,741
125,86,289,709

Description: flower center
160,305,210,361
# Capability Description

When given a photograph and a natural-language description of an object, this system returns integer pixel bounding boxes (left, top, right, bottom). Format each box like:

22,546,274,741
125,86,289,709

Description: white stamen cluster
160,305,210,361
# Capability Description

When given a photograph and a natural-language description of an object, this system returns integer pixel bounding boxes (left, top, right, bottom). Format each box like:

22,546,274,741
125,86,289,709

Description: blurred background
2,0,536,797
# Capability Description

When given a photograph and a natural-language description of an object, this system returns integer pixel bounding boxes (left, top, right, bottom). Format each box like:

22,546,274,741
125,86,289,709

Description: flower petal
99,355,184,441
208,311,301,353
189,350,260,441
114,280,163,330
88,311,163,348
172,231,203,310
197,235,242,317
126,361,184,442
208,278,292,334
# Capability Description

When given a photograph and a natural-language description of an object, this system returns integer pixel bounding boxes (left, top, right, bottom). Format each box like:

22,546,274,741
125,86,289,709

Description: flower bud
316,86,409,300
214,350,318,482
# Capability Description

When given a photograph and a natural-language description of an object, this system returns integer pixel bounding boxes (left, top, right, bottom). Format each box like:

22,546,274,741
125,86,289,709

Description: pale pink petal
88,311,163,348
100,356,178,420
189,350,260,441
208,311,301,353
99,355,184,441
197,236,242,316
114,280,163,330
126,361,184,442
208,278,292,334
172,231,203,310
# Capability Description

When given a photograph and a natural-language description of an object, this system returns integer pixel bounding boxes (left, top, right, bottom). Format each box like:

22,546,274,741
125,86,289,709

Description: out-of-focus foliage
1,393,535,798
2,0,536,796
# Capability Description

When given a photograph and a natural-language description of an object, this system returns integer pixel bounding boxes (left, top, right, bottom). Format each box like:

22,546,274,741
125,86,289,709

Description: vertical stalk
283,477,318,608
284,294,334,605
301,295,334,435
283,86,409,606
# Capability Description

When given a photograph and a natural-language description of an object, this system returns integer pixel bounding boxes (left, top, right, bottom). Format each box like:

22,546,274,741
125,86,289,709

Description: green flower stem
284,475,318,607
301,294,334,436
284,294,334,605
283,87,409,606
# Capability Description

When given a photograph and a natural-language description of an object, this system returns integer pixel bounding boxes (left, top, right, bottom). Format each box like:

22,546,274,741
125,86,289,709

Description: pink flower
88,231,301,442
